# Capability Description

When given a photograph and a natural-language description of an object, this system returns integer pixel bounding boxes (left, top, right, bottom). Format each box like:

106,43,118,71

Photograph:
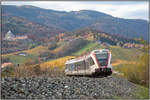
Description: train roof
65,55,86,64
65,49,110,65
92,49,109,54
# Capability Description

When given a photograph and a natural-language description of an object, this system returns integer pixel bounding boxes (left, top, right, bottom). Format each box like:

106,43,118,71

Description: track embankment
1,75,139,99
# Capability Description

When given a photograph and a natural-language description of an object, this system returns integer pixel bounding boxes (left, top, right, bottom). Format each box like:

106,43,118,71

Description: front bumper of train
94,68,112,75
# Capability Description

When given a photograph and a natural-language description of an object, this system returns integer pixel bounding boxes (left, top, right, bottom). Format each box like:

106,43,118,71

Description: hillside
2,5,149,41
2,14,65,39
2,31,143,66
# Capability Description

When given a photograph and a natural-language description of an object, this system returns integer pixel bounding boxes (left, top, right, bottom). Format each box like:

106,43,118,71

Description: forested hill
2,5,149,41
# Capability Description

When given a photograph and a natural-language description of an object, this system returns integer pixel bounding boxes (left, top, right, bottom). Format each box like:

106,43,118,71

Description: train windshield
95,53,108,66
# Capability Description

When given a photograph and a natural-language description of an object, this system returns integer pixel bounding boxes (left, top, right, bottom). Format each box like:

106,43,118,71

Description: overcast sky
2,1,149,21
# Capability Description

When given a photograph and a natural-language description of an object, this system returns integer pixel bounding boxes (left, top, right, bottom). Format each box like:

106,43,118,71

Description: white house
4,30,15,41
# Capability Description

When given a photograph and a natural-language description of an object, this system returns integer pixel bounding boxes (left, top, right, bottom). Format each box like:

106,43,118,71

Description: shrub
25,59,37,66
48,43,57,50
33,64,42,76
1,57,10,63
40,51,55,57
1,65,15,77
58,38,88,57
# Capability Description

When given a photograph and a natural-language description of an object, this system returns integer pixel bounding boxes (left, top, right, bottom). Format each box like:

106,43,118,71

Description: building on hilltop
17,52,27,56
4,30,15,41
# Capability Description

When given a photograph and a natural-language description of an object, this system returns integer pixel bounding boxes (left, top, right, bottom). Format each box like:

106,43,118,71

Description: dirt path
112,60,136,66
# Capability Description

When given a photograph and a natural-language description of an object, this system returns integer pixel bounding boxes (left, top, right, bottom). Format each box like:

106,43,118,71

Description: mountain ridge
2,5,149,41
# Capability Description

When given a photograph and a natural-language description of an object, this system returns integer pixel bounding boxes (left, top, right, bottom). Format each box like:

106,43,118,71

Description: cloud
2,1,149,20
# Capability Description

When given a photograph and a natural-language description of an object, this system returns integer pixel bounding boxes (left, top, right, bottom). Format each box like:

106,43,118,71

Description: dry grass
22,46,48,56
53,46,64,53
2,64,65,78
40,56,75,69
112,60,136,66
1,55,75,78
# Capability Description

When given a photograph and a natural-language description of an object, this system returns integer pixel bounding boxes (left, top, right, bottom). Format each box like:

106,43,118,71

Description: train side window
86,57,95,67
75,61,85,70
79,61,85,70
67,64,74,71
71,64,75,71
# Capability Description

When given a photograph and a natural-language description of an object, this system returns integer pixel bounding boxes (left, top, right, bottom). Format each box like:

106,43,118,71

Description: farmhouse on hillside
4,30,28,41
4,30,15,41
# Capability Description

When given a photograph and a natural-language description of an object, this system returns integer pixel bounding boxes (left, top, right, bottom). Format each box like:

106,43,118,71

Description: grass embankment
109,46,142,61
106,46,142,70
136,85,149,99
23,45,48,56
7,54,38,65
113,85,149,99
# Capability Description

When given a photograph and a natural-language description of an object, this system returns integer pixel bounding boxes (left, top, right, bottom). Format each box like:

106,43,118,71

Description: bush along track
1,75,148,99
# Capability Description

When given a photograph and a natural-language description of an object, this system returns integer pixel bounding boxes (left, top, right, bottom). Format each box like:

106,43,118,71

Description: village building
4,30,15,41
18,52,27,56
1,62,13,68
63,36,74,42
123,43,144,49
14,35,28,40
103,42,110,46
4,30,28,41
96,40,102,44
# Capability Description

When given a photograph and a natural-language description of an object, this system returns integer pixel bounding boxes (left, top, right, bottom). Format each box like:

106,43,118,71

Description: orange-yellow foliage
40,56,75,69
112,60,136,66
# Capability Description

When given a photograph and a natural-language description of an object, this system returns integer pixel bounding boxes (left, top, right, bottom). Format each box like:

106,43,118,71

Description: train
65,49,112,76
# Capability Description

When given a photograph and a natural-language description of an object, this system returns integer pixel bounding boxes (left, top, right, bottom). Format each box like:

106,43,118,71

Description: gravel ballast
1,76,138,99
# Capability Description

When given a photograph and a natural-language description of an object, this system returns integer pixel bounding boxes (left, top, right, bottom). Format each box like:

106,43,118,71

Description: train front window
95,53,108,66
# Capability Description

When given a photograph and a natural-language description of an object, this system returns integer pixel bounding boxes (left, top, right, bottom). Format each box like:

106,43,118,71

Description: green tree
28,43,36,49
